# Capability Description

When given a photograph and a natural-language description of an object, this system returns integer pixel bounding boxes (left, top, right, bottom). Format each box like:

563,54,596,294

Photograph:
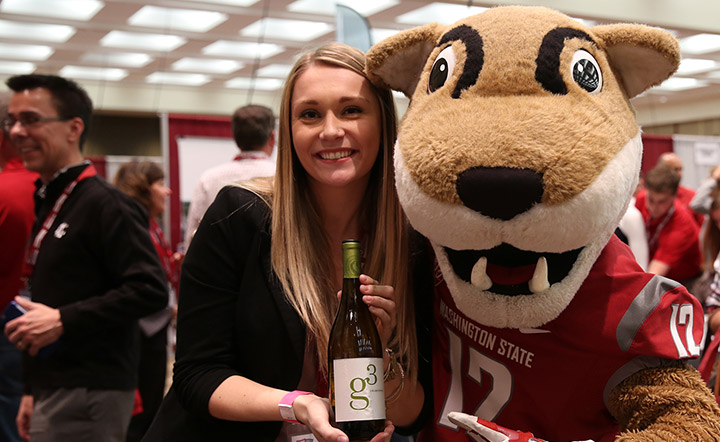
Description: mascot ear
593,24,680,98
366,22,445,97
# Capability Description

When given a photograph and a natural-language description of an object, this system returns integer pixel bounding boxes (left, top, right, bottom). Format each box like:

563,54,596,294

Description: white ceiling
2,0,720,126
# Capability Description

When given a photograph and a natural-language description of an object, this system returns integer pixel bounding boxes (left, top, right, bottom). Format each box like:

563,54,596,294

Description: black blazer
143,187,307,441
143,187,434,441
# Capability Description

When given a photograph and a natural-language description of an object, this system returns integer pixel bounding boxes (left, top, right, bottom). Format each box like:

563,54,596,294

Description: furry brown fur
367,5,720,441
609,365,720,440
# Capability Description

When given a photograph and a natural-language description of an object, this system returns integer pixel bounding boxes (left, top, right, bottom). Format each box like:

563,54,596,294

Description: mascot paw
447,412,548,442
447,412,595,442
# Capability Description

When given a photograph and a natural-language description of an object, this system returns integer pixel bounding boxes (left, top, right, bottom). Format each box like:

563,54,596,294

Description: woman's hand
294,394,394,442
360,274,397,347
334,274,397,347
294,395,346,442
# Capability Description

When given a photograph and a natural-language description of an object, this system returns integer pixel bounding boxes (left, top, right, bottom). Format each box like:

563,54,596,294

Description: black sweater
25,163,168,392
143,186,433,441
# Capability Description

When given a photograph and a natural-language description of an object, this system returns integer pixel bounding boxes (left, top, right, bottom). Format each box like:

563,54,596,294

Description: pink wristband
278,390,312,423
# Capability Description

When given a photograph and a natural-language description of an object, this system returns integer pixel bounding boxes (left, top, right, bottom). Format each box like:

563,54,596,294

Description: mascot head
366,6,680,328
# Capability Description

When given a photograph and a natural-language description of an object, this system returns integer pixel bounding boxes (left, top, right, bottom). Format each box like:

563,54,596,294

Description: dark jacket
144,186,433,441
26,162,168,392
144,186,304,441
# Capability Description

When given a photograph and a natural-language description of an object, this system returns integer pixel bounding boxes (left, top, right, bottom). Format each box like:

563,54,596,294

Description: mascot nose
457,167,544,220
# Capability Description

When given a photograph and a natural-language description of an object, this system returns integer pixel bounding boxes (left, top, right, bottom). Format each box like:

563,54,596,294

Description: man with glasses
2,74,168,442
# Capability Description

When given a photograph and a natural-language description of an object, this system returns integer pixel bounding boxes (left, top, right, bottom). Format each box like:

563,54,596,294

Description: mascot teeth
528,256,549,294
444,244,582,296
470,257,492,290
470,254,550,293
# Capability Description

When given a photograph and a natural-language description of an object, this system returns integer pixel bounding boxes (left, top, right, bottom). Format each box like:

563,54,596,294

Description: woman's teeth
319,151,352,160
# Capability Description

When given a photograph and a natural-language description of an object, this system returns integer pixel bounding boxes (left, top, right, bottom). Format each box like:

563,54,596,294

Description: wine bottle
328,240,385,440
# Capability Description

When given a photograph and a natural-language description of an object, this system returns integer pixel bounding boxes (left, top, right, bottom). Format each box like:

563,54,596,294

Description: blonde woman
143,43,426,442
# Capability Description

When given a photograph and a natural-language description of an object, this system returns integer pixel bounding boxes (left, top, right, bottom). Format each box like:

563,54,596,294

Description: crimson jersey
419,236,704,442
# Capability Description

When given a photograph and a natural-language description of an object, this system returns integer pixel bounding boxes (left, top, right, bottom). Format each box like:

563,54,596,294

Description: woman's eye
428,45,457,94
299,109,319,119
344,106,362,115
570,49,602,94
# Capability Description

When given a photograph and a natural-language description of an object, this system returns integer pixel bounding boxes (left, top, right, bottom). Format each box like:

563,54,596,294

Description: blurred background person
690,164,720,220
635,164,702,286
657,152,703,226
0,90,37,442
690,165,720,332
184,104,276,247
114,159,180,442
699,191,720,335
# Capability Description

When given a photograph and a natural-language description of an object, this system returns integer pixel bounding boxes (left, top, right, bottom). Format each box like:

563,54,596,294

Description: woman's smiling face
290,62,381,194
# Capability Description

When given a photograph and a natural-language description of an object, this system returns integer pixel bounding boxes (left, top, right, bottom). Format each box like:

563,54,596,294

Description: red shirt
638,187,703,226
0,158,38,309
635,194,702,282
419,236,704,442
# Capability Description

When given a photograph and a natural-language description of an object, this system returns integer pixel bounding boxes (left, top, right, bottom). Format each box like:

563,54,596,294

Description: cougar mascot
366,6,720,442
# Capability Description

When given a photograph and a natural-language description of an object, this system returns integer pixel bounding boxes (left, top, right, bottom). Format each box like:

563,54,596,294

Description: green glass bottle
328,240,385,440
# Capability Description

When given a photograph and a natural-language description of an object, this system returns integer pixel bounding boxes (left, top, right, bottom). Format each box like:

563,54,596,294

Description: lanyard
647,205,675,254
149,217,175,284
24,164,98,278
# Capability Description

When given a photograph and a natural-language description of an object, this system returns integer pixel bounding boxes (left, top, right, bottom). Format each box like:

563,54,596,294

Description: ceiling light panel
128,6,228,33
255,64,293,78
240,18,332,42
59,66,128,81
101,31,187,52
0,20,75,42
702,71,720,81
0,0,103,21
288,0,398,17
225,77,284,90
396,3,488,25
679,33,720,55
193,0,260,5
0,43,53,61
677,58,719,75
172,58,244,74
0,61,36,75
80,52,153,68
655,77,708,91
202,41,285,59
146,72,211,86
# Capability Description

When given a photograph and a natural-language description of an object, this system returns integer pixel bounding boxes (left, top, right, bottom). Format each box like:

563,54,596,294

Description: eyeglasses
2,114,71,132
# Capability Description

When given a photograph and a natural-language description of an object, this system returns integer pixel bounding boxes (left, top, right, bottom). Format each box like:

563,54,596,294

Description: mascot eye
428,45,457,94
570,49,602,93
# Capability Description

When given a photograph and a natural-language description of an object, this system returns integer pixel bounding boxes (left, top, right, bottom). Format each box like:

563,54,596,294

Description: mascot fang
366,6,720,441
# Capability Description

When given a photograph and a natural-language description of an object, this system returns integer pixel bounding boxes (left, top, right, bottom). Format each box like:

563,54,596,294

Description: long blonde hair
243,43,415,379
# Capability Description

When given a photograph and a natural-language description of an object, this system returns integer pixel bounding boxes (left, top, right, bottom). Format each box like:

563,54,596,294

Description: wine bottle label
332,357,385,422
